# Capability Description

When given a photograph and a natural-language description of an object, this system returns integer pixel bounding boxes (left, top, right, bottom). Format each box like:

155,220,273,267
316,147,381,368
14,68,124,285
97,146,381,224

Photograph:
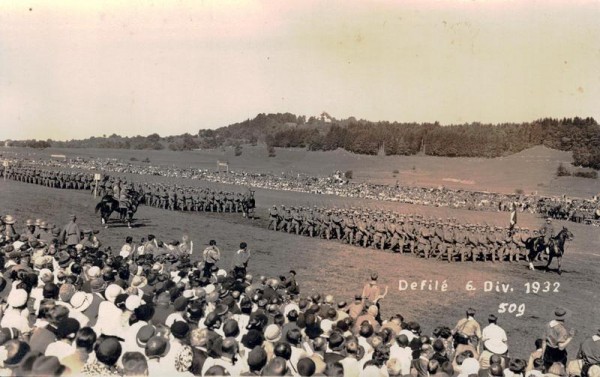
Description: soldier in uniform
540,218,554,255
24,219,37,241
60,214,81,247
276,205,287,231
372,217,387,250
302,209,316,237
330,210,343,240
387,217,402,252
417,221,432,258
234,193,244,213
268,205,279,230
167,187,177,211
355,215,368,247
160,187,168,209
224,191,234,212
342,212,356,245
290,207,302,235
283,208,293,234
321,210,332,239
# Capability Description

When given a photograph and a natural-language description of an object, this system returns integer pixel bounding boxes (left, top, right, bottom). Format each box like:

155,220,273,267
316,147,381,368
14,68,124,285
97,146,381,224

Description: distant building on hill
4,140,11,147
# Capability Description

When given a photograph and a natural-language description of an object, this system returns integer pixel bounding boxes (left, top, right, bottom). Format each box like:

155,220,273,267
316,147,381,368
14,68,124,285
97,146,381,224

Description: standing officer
60,215,81,247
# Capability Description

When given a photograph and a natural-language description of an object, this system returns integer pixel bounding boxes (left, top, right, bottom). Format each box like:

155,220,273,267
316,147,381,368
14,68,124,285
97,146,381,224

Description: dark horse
526,227,574,274
94,191,141,228
241,190,256,219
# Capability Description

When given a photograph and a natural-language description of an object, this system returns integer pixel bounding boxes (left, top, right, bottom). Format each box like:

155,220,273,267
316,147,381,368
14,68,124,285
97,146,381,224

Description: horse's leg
545,254,554,272
527,247,536,270
557,256,562,275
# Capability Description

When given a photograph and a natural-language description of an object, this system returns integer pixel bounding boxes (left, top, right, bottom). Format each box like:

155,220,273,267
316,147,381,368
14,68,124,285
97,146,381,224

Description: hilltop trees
4,114,600,169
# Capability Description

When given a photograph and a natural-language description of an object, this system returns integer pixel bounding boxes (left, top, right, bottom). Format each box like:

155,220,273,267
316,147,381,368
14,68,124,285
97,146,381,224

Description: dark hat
96,337,122,366
297,357,316,377
274,341,292,360
328,332,345,351
0,327,20,345
56,318,80,340
173,296,189,312
215,304,229,317
247,346,268,371
554,307,571,319
145,336,169,359
3,340,31,366
136,325,156,348
31,356,66,376
241,329,264,349
90,278,107,293
186,301,204,323
56,251,71,267
204,311,220,328
171,321,190,340
134,304,155,322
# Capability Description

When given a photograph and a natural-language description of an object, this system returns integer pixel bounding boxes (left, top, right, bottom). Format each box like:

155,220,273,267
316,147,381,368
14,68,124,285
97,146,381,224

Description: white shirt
46,341,76,359
482,323,508,343
389,344,413,376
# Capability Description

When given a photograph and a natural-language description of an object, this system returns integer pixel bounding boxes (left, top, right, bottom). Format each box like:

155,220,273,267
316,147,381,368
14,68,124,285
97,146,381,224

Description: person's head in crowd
205,365,230,376
75,327,97,353
396,334,409,348
247,346,267,373
273,341,292,360
297,357,316,377
263,357,288,376
324,361,344,377
95,337,122,367
122,352,149,377
466,308,476,318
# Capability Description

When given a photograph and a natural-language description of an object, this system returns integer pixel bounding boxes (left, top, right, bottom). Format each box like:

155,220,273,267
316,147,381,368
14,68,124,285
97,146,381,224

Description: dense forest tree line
3,114,600,169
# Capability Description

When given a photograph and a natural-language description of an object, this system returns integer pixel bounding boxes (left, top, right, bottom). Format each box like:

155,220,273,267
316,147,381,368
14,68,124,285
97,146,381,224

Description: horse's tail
95,202,103,214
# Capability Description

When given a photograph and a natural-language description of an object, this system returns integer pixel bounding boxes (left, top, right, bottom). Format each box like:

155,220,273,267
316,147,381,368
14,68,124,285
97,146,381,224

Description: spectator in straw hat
543,308,576,370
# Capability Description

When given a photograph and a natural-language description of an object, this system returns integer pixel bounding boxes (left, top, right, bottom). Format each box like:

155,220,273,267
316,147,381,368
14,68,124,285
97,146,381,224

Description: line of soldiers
267,205,539,263
137,183,248,213
1,166,95,190
2,166,251,215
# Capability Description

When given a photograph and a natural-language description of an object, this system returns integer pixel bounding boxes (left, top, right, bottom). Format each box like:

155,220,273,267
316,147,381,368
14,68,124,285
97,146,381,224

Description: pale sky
1,0,599,141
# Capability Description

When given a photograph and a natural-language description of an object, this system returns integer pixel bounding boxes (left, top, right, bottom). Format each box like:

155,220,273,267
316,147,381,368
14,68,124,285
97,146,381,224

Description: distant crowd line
1,156,600,226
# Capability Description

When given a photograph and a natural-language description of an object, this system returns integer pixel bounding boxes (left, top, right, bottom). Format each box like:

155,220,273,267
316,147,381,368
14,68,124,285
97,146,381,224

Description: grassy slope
2,145,599,198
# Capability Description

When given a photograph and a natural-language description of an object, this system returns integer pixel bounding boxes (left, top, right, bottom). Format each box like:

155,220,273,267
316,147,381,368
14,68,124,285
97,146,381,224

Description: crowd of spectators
0,213,599,377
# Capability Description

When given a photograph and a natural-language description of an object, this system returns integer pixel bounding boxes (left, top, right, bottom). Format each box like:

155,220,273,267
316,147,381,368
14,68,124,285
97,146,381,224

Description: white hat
70,292,93,312
125,295,143,311
7,289,28,308
105,284,123,303
264,324,282,342
204,284,216,295
216,269,227,278
87,266,101,279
